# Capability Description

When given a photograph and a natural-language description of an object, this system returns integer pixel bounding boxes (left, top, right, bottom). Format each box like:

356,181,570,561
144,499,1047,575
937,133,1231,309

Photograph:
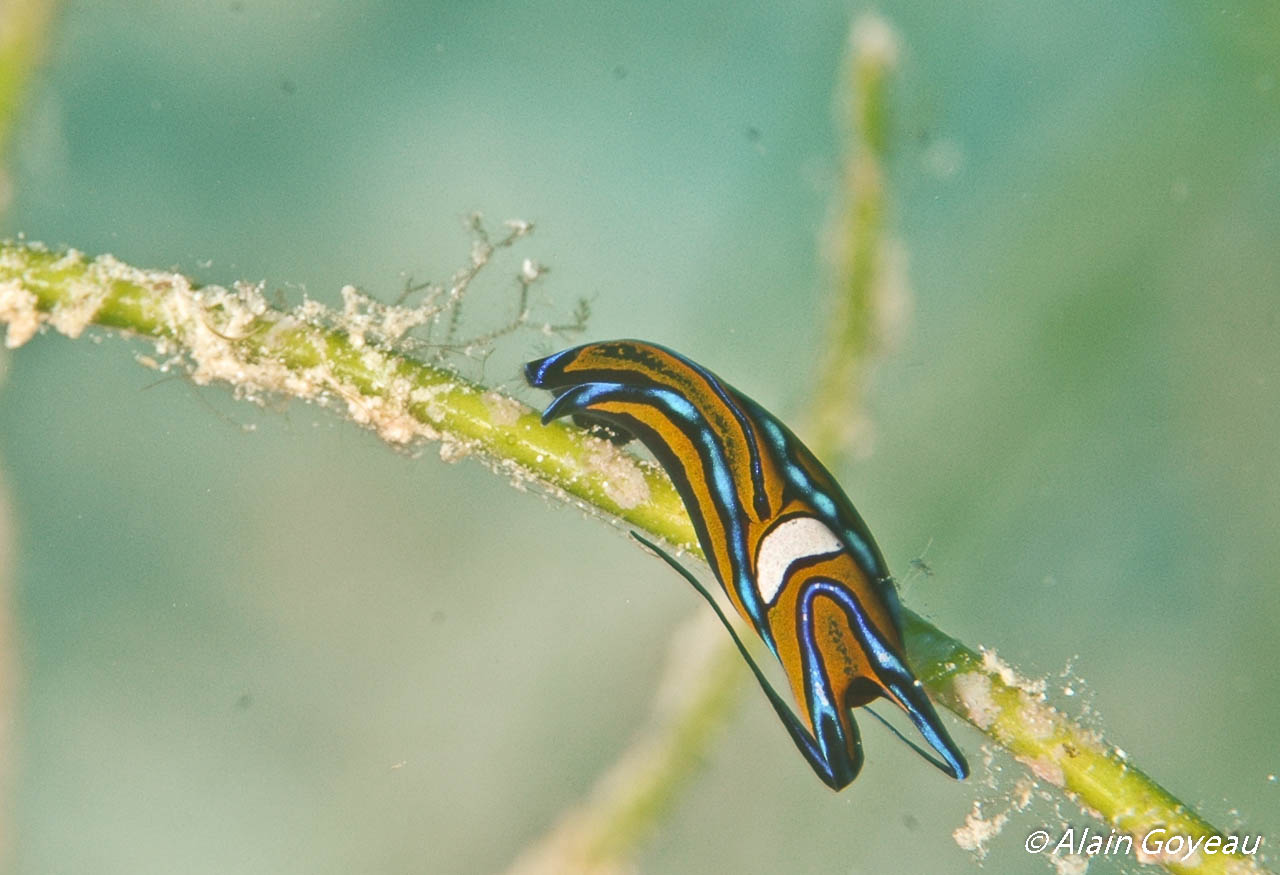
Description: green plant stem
0,241,1267,875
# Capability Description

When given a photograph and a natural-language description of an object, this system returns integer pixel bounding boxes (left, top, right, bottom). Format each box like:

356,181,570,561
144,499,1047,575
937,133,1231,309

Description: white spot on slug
754,516,843,605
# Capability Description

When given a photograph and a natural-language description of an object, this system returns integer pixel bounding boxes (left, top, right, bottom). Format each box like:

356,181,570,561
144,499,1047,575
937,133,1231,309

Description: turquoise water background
1,2,1278,873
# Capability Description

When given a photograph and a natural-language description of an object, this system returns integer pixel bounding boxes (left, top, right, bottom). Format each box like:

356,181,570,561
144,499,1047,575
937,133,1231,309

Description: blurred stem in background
808,14,901,460
0,0,58,211
0,11,1269,875
0,0,60,866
